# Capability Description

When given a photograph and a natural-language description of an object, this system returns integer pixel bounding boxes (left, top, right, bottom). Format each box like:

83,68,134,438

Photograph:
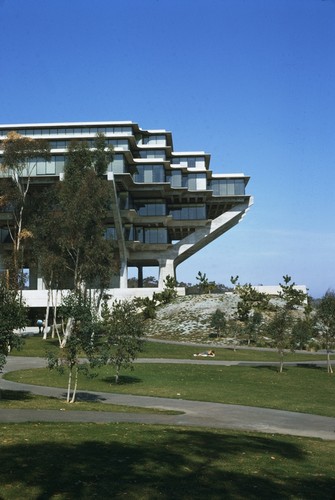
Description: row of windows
105,226,168,244
0,156,66,176
0,126,133,137
49,139,129,150
209,179,245,196
139,150,166,159
169,205,206,220
0,156,246,196
133,165,165,183
121,200,207,220
171,157,205,168
141,135,166,146
134,202,166,216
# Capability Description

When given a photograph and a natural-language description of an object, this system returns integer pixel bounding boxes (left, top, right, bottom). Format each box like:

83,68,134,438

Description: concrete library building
0,121,252,307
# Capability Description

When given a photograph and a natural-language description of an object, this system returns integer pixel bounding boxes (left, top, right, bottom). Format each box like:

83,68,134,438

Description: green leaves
100,299,144,383
0,277,27,370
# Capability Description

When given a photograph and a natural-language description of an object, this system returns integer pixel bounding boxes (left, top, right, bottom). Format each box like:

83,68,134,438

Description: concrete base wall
253,285,307,295
21,287,186,308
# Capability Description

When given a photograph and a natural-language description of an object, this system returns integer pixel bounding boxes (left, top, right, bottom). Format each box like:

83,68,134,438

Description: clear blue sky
1,0,334,297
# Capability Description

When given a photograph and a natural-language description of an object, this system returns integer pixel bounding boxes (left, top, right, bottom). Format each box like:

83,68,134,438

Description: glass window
234,180,245,195
135,227,144,242
144,228,168,244
0,228,10,243
46,160,56,175
172,156,204,168
108,139,128,149
134,165,165,183
136,202,166,216
55,155,65,174
185,173,206,190
209,179,245,196
142,135,166,145
140,150,166,159
124,225,134,241
169,205,206,220
110,154,125,173
105,227,117,240
170,169,182,187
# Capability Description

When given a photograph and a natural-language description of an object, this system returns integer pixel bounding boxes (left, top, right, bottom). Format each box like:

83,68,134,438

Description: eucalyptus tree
56,134,114,295
0,132,50,287
317,289,335,374
34,134,114,341
98,299,144,384
46,290,99,402
0,276,27,375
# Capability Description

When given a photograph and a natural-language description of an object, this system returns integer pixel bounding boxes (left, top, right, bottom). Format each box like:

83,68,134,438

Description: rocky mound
144,294,239,343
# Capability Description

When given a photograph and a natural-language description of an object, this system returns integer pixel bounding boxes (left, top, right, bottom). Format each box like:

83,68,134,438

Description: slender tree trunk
279,350,284,373
70,366,78,403
61,317,74,347
67,367,72,403
52,290,59,340
327,351,333,374
43,287,51,340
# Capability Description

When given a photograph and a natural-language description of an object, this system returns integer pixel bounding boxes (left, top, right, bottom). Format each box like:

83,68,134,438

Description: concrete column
138,266,143,288
119,260,128,289
158,258,175,287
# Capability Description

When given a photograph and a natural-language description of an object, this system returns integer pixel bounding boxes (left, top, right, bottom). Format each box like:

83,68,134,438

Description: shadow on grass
295,364,325,370
253,364,327,373
73,392,107,403
0,389,33,401
252,365,281,372
102,375,142,385
0,427,334,499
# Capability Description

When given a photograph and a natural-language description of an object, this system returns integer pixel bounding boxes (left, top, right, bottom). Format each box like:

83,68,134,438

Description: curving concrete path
1,356,335,441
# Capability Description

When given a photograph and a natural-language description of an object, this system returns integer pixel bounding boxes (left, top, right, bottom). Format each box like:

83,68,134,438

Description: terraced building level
0,121,253,303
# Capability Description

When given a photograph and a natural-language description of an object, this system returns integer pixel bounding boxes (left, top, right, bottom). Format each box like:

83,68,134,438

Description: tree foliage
34,135,114,294
234,283,270,321
154,275,178,304
210,309,227,339
0,276,27,372
265,309,292,373
278,275,307,310
196,271,215,294
316,289,335,373
243,311,263,346
99,300,144,383
0,132,50,286
46,290,99,402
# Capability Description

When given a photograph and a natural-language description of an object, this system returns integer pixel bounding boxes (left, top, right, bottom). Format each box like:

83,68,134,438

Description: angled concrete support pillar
108,171,128,289
119,261,128,289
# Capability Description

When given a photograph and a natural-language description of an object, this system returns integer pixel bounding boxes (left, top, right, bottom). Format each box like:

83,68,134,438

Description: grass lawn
0,390,180,414
12,336,323,362
5,363,335,417
0,423,334,499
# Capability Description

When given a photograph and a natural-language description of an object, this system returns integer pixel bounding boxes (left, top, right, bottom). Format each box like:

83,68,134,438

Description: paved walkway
1,357,335,441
